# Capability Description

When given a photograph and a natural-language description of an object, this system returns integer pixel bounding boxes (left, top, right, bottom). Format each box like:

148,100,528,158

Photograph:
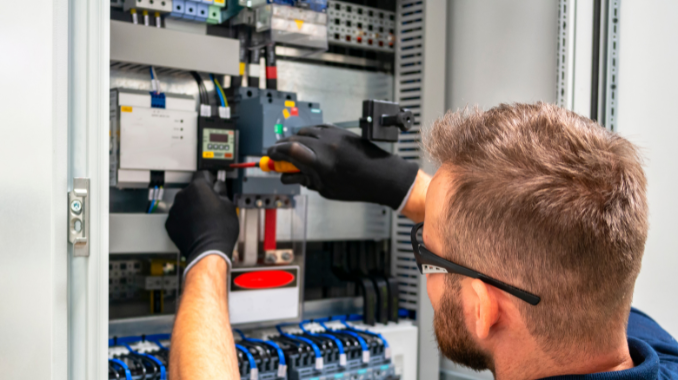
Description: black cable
190,71,209,105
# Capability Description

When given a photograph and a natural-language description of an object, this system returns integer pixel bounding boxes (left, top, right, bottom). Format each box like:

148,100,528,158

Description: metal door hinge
68,178,90,257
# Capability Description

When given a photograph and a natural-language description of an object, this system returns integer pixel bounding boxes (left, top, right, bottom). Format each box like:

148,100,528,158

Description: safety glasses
410,222,541,306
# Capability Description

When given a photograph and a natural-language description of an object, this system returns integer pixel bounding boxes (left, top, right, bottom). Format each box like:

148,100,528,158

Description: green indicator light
274,123,284,134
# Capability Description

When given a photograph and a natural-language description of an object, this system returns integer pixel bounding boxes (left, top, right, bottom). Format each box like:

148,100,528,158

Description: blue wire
210,74,226,107
149,66,155,80
235,344,258,377
146,333,171,350
318,321,369,357
299,321,346,357
276,324,323,362
234,329,286,366
124,343,167,380
109,358,133,380
340,320,389,348
147,186,158,214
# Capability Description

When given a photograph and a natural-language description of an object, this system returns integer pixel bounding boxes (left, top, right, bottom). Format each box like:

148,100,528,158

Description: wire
215,75,229,107
109,358,133,380
234,329,287,376
340,320,391,359
210,74,226,108
276,324,324,370
300,321,347,366
319,321,370,363
189,71,209,105
124,343,167,380
147,186,159,214
235,344,259,380
149,67,160,94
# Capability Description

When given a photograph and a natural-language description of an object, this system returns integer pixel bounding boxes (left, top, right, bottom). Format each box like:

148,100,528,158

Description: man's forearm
401,169,431,223
170,255,239,380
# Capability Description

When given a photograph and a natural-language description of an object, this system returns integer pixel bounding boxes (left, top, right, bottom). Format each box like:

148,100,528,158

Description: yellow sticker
282,109,291,119
121,106,133,113
214,0,225,4
284,100,296,108
294,19,304,29
203,151,214,158
239,62,246,76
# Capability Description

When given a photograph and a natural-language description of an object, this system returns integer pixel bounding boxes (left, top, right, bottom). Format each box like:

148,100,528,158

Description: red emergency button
234,270,295,289
290,107,298,116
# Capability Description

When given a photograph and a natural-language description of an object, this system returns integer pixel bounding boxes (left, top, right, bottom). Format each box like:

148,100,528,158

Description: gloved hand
267,124,419,210
165,171,239,277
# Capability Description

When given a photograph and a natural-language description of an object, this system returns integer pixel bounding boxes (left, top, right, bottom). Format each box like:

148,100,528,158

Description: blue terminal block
170,0,185,18
183,0,199,19
195,3,210,21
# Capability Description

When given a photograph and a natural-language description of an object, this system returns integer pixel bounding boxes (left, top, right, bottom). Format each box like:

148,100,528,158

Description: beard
433,276,494,371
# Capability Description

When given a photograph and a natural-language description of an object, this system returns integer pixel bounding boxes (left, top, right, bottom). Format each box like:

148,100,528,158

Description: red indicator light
378,40,384,47
357,37,362,43
234,270,295,289
290,107,299,116
346,35,351,42
368,39,373,45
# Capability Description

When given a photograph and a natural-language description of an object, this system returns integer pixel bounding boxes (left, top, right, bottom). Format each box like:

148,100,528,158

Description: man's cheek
426,274,444,311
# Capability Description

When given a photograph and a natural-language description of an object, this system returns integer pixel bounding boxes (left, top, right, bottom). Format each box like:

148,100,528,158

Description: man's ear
471,279,499,340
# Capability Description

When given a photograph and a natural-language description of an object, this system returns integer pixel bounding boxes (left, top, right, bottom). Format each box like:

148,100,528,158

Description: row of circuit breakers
108,319,401,380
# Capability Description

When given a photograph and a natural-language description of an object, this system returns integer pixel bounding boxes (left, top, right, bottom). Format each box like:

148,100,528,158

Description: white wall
616,1,678,338
441,1,558,377
445,0,558,111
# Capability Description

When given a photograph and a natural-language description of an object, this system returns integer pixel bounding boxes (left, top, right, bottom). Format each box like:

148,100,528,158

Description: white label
277,364,287,377
156,187,164,201
339,353,347,366
315,357,324,370
148,188,155,201
385,347,391,359
218,106,231,119
200,104,212,117
362,350,370,363
250,367,258,380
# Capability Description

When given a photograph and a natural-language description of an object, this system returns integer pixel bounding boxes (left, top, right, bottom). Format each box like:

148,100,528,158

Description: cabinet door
0,1,109,379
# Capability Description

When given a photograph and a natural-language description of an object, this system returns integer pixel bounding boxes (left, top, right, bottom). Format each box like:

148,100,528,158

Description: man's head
421,103,648,370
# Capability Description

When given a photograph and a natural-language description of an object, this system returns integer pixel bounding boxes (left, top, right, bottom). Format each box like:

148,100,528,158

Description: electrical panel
327,1,395,51
104,0,418,377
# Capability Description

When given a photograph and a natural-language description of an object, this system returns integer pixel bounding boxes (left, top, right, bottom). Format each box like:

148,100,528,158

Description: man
165,103,678,379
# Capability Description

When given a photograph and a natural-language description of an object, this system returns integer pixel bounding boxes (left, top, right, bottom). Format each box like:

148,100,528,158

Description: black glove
165,171,239,276
267,124,419,210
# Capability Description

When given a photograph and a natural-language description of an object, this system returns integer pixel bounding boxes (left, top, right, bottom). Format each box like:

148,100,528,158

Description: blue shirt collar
542,338,659,380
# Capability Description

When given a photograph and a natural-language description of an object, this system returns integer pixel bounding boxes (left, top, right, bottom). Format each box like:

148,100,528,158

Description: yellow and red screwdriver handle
229,156,299,173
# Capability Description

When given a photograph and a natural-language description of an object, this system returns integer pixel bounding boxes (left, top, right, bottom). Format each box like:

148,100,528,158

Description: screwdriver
229,156,300,173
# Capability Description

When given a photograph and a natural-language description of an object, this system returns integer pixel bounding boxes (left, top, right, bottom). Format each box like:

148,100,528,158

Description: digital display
210,133,229,143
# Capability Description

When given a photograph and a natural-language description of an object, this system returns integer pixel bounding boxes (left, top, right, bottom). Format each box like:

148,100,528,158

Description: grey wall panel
277,60,394,241
445,0,558,111
111,20,240,75
441,1,558,378
277,60,393,124
616,0,678,337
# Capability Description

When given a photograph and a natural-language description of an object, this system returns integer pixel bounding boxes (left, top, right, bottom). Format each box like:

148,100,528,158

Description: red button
234,270,295,289
290,107,298,116
224,153,233,158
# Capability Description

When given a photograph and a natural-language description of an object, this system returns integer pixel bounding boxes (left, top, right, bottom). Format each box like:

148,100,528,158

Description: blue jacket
546,308,678,379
